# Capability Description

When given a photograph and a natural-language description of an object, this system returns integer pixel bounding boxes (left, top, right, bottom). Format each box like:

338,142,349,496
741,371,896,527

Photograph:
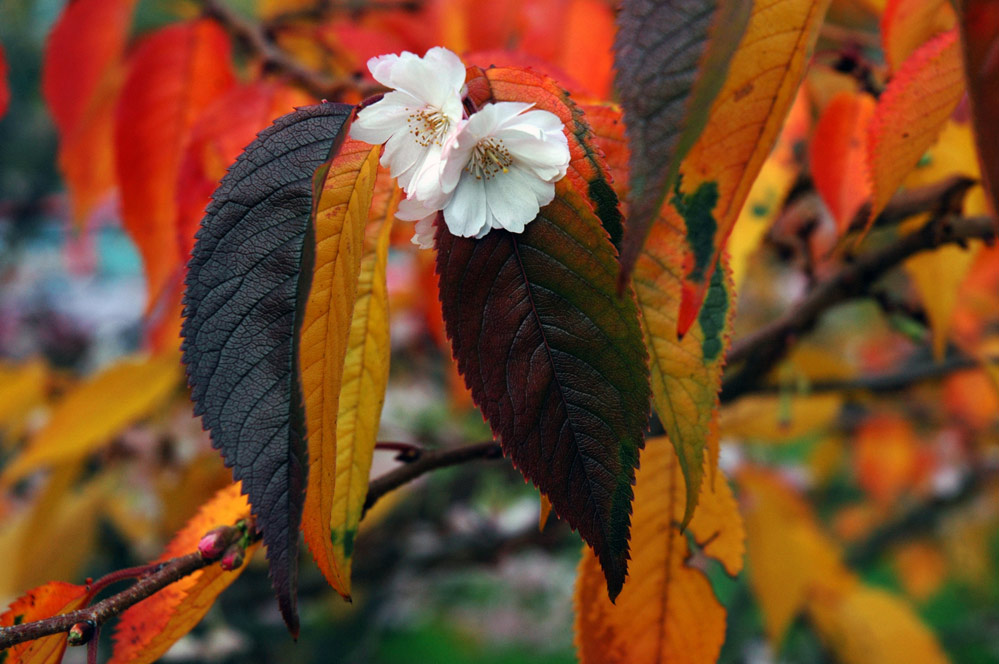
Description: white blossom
349,47,466,201
435,101,570,238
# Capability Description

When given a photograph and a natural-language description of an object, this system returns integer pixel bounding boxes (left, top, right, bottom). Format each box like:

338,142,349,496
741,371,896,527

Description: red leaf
1,582,89,664
43,0,137,224
810,90,876,236
0,42,9,120
958,0,999,221
175,81,311,258
114,19,235,309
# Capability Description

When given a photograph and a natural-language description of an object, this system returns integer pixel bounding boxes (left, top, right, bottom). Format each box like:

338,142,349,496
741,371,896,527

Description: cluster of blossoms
350,47,571,248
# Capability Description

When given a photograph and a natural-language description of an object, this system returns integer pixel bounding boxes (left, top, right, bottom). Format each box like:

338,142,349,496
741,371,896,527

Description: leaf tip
677,280,702,339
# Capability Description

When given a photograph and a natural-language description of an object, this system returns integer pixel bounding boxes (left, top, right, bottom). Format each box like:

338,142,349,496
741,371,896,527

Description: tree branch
363,441,504,513
722,214,996,402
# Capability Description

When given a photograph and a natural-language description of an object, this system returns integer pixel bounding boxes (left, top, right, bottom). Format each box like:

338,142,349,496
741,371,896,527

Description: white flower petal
396,195,437,221
443,173,490,238
482,167,544,233
411,213,438,249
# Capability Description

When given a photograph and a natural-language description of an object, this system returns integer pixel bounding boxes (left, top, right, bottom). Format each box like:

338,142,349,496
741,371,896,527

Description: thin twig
723,214,997,402
363,441,504,513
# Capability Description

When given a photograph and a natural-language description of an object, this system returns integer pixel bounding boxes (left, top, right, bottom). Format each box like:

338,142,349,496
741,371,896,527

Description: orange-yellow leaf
538,494,553,531
114,19,235,309
866,29,965,232
893,540,947,601
574,437,744,664
881,0,956,72
43,0,137,224
0,354,181,486
0,359,47,444
0,581,88,664
902,120,986,359
300,138,380,597
738,469,850,645
807,583,951,664
109,483,255,664
667,0,831,334
854,414,920,504
720,393,842,443
324,168,396,598
810,90,876,235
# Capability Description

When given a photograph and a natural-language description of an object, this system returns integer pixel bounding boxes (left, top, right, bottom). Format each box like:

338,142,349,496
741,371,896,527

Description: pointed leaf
881,0,955,72
574,437,744,664
0,582,88,664
866,29,965,233
115,19,235,309
435,174,650,598
43,0,137,223
662,0,831,332
300,137,380,597
323,177,396,597
0,354,181,486
615,0,753,287
467,66,624,246
811,91,876,235
176,81,312,258
958,0,999,220
110,484,256,664
181,102,353,633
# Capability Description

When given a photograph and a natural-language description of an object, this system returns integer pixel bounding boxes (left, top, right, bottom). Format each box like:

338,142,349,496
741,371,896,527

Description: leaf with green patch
181,103,354,635
614,0,753,289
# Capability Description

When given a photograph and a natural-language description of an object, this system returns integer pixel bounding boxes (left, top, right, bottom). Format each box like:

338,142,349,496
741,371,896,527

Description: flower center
466,138,513,180
406,108,451,147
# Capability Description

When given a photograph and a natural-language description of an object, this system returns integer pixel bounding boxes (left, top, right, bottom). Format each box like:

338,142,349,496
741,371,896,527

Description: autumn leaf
957,0,999,220
0,354,181,486
866,28,965,234
182,103,353,634
0,581,89,664
322,175,396,598
109,483,256,664
467,66,623,246
574,437,744,664
811,91,876,235
300,137,380,597
176,81,312,258
115,19,235,309
665,0,832,332
854,414,920,505
881,0,956,72
43,0,137,224
614,0,753,289
0,359,48,443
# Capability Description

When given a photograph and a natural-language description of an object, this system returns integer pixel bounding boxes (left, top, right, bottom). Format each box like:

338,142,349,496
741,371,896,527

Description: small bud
68,621,95,646
219,543,245,571
198,526,237,560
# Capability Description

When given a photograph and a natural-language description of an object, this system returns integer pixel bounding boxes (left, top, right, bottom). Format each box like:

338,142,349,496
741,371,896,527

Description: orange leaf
300,138,380,597
574,437,744,664
663,0,831,334
538,494,552,531
958,0,999,221
43,0,137,224
0,581,88,664
810,90,876,235
114,19,235,309
109,483,255,664
854,414,920,504
881,0,956,72
176,81,312,258
866,29,965,233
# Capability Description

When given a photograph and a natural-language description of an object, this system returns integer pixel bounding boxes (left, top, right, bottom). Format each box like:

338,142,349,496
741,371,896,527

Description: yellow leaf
881,0,956,72
902,121,985,359
326,172,396,598
720,393,842,442
808,584,950,664
300,138,380,597
574,437,744,664
0,359,47,444
866,29,965,231
1,353,180,486
738,469,849,645
109,483,255,664
666,0,831,330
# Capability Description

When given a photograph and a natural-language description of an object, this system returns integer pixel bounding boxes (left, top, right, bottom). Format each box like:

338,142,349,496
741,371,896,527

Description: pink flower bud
68,620,95,646
219,543,245,571
198,526,236,560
